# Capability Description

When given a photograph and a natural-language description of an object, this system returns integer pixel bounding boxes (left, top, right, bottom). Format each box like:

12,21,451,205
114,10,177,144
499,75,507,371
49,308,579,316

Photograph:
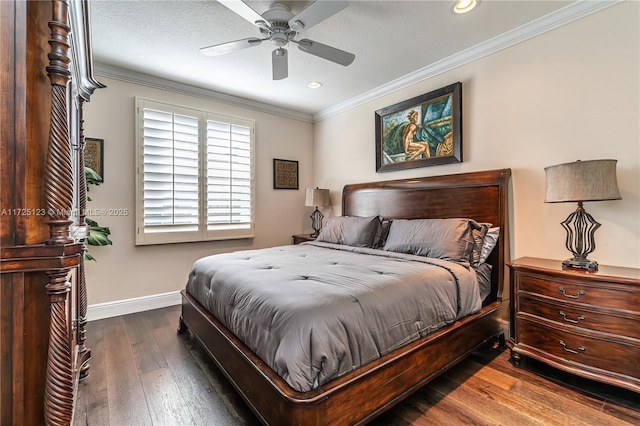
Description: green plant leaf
85,167,103,187
86,218,113,246
87,228,113,246
84,249,96,262
84,166,112,259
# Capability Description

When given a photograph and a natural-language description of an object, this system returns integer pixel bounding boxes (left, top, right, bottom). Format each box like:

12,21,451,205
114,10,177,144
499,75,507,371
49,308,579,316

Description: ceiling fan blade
272,48,288,80
297,39,355,66
289,0,348,32
217,0,269,28
200,37,262,57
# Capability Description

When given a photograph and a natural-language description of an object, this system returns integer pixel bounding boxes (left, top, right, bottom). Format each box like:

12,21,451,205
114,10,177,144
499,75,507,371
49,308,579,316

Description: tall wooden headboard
342,169,511,304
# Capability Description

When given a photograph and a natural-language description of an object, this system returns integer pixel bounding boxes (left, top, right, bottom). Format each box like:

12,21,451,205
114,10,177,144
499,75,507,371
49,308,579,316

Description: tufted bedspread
185,241,482,392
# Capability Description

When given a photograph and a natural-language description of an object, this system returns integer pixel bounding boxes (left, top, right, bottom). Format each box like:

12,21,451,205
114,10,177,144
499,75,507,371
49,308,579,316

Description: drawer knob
558,287,586,299
559,310,586,324
559,340,585,354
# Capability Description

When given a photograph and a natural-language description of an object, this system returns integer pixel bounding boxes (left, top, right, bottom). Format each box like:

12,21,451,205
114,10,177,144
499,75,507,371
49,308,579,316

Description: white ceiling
90,0,581,118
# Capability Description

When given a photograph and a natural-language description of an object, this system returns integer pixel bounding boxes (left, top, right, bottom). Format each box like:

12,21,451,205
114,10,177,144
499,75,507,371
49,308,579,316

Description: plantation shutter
206,120,252,229
142,108,199,230
135,97,255,245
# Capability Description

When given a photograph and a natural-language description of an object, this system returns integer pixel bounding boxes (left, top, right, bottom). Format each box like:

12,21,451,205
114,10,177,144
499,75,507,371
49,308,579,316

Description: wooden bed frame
179,168,511,425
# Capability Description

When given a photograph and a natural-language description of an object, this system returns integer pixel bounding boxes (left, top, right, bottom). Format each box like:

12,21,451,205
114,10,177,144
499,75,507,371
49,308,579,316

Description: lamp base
310,207,324,238
560,203,600,272
562,257,599,271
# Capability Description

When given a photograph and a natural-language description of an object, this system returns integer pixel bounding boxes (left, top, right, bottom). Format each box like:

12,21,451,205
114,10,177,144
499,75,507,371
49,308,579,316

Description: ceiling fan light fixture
271,33,289,47
307,81,322,89
453,0,478,14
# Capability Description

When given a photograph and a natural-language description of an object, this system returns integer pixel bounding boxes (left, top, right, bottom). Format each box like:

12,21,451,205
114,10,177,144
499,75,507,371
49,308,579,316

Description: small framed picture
84,137,104,180
273,158,298,190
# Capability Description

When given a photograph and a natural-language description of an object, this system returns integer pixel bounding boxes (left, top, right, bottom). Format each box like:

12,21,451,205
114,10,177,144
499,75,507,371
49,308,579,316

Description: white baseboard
87,291,181,321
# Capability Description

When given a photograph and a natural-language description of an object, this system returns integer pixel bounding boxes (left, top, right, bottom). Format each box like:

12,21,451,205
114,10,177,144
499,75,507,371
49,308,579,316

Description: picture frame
84,137,104,180
375,82,462,172
273,158,299,190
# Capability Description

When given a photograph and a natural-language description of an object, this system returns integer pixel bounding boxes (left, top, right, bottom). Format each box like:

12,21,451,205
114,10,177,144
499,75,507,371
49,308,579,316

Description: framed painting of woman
375,82,462,172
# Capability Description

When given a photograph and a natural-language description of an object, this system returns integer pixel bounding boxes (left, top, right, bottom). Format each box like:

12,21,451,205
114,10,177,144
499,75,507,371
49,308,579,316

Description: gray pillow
383,218,477,263
316,216,381,248
373,219,391,249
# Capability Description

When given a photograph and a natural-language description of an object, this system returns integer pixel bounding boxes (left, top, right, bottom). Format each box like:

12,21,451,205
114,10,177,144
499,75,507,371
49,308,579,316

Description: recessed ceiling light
307,81,323,89
453,0,478,14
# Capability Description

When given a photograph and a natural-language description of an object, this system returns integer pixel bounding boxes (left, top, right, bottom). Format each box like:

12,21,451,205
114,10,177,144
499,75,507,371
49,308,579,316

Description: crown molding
94,1,620,125
313,0,621,122
93,63,314,123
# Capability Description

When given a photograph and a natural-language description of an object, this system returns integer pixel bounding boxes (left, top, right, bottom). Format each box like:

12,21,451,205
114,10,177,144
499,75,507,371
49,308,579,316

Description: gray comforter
185,242,482,392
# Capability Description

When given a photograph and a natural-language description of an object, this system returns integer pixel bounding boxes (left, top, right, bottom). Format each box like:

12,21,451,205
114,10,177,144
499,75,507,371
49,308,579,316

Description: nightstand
292,234,316,245
508,257,640,393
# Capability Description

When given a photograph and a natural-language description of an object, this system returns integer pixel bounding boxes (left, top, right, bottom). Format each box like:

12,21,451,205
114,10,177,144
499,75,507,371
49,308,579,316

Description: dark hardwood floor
74,306,640,425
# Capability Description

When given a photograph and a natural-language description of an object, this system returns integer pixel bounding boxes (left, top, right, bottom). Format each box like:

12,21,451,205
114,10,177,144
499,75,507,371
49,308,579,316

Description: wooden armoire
1,0,104,424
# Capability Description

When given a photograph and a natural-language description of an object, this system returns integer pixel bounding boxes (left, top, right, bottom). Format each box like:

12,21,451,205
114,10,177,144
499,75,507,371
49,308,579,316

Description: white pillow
478,227,500,264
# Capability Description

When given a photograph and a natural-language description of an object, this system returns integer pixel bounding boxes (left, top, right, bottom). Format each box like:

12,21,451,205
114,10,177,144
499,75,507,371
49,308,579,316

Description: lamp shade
305,188,330,207
544,159,621,203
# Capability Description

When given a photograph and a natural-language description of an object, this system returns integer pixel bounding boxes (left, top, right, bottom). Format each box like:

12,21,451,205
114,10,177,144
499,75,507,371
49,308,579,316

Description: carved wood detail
43,0,85,423
76,100,91,379
44,1,75,420
44,269,74,426
2,0,101,423
43,0,76,421
45,0,73,245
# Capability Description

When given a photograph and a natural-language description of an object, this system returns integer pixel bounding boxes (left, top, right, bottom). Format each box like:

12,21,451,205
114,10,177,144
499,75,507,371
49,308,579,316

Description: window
135,98,255,245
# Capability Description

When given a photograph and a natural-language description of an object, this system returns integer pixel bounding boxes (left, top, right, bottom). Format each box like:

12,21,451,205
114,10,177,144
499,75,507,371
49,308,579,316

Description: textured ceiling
90,0,574,116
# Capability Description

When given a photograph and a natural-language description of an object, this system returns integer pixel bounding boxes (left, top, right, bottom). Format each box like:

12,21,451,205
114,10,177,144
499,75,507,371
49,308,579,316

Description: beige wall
84,2,639,307
314,2,640,269
83,77,314,304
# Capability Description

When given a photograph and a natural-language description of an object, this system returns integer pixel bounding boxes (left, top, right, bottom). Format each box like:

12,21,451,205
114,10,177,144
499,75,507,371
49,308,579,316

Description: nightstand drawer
517,317,640,382
516,273,640,312
518,296,640,341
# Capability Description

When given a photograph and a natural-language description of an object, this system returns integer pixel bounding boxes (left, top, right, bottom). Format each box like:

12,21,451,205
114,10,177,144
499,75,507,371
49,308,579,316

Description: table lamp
544,159,621,271
305,188,330,237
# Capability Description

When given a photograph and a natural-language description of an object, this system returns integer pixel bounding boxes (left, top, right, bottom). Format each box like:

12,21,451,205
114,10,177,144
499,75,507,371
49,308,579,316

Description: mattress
185,241,482,392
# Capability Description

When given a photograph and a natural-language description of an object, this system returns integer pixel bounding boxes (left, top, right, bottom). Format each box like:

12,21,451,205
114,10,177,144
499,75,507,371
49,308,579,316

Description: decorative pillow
478,227,500,264
470,222,492,266
382,218,477,263
316,216,382,248
373,219,392,249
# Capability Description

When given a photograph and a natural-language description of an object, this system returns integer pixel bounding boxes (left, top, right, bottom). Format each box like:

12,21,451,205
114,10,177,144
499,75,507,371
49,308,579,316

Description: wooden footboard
180,289,506,425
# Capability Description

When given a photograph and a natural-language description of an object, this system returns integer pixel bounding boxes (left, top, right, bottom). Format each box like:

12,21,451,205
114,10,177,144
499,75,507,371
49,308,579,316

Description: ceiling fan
201,0,355,80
